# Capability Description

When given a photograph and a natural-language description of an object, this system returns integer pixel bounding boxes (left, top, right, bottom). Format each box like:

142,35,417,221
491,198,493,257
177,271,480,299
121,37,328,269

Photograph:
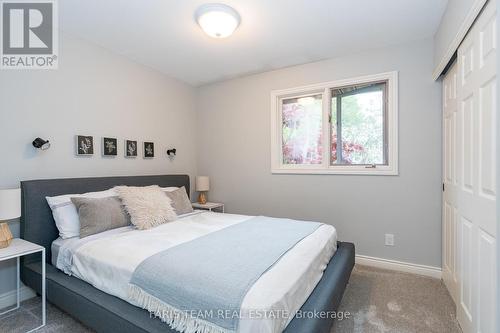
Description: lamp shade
0,188,21,220
195,176,210,192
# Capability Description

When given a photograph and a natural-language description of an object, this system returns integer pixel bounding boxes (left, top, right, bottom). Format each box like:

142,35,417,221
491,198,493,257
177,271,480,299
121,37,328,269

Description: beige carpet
0,265,461,333
331,265,461,333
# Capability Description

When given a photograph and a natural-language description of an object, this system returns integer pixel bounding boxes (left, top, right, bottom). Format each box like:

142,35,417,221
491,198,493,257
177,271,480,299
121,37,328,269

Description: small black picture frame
102,137,118,156
144,142,154,158
125,140,138,158
76,135,94,155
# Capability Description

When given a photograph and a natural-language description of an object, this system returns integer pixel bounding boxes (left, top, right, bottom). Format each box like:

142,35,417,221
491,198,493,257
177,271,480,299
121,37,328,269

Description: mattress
52,211,337,333
51,237,64,266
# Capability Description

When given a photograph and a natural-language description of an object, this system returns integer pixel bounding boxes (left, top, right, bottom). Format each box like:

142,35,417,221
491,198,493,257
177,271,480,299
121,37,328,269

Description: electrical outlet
385,234,395,246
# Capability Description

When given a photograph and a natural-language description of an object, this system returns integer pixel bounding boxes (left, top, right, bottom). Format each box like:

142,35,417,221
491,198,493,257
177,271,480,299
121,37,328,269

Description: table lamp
195,176,210,204
0,188,21,248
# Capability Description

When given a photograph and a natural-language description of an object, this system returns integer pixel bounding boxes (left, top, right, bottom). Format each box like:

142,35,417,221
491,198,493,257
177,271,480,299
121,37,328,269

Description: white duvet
53,211,337,333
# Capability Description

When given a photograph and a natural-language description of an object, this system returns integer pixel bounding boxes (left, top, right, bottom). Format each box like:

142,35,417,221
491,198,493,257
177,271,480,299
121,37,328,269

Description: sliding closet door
443,1,497,332
443,60,459,304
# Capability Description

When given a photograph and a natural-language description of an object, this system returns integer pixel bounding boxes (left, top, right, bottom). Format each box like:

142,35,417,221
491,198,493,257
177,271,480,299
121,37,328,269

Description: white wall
0,34,198,295
434,0,483,72
196,39,442,267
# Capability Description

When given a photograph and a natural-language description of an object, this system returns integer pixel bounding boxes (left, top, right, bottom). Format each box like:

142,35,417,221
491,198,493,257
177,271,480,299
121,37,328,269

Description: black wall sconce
167,148,177,156
32,138,51,150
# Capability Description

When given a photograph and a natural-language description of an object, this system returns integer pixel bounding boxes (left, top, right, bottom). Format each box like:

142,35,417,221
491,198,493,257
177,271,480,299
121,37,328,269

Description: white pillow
115,185,177,230
46,189,116,239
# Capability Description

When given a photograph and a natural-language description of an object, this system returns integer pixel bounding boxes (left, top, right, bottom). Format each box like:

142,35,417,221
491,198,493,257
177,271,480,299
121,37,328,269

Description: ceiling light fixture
195,3,240,38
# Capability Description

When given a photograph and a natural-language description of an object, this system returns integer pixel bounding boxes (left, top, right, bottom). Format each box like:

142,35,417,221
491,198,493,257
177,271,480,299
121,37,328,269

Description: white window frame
271,71,398,175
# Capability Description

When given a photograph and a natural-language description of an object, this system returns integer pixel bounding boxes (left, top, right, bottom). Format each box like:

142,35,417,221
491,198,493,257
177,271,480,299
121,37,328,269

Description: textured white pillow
46,189,116,239
115,185,177,229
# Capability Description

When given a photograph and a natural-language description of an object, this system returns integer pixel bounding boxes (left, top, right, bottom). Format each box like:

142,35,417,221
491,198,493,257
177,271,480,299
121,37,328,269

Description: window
281,94,323,165
331,82,387,165
271,72,398,175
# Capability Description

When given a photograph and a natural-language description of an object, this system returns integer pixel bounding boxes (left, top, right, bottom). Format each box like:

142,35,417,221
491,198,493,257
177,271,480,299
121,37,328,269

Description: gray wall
196,39,442,267
0,33,198,295
434,0,478,68
0,35,443,299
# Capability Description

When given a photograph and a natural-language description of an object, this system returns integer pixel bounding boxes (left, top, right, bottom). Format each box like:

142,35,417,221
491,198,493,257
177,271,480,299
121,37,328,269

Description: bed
20,175,355,333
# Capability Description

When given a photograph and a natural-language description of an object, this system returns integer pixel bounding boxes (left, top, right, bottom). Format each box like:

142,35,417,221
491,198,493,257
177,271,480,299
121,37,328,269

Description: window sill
271,166,398,176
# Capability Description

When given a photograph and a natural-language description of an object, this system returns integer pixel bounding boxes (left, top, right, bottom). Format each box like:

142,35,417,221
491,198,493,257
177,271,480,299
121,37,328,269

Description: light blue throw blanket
128,216,322,333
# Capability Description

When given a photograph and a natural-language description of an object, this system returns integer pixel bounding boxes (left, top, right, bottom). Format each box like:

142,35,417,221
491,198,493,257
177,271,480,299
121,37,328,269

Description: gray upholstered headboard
20,174,190,263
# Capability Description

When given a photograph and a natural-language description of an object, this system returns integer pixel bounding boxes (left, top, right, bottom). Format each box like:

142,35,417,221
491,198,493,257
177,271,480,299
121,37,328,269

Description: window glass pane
282,94,323,165
330,97,338,164
331,83,386,165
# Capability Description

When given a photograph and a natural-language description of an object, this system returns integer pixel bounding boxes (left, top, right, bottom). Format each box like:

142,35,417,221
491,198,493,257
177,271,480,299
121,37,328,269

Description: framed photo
144,142,154,158
76,135,94,155
102,137,118,156
125,140,138,158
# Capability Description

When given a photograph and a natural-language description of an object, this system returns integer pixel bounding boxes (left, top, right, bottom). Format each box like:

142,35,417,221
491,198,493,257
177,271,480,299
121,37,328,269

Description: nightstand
0,239,45,332
192,202,225,213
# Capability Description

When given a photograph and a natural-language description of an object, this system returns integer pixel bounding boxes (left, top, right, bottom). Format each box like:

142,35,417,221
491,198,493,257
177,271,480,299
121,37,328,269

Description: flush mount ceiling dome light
195,3,240,38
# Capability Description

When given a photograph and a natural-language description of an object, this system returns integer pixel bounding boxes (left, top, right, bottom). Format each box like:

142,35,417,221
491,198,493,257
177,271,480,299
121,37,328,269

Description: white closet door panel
443,1,496,332
458,215,475,331
461,95,475,193
478,78,496,201
443,60,460,303
478,230,496,333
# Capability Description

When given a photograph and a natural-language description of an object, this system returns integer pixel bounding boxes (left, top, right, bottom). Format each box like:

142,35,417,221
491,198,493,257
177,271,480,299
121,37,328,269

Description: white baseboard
0,285,36,310
355,254,442,279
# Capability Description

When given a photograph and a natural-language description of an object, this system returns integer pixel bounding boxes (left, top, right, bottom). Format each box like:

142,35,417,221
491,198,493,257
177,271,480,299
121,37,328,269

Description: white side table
0,239,45,332
192,202,225,213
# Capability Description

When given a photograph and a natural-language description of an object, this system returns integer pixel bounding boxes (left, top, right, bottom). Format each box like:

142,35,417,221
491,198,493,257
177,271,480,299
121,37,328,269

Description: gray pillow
71,196,131,238
165,187,193,215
